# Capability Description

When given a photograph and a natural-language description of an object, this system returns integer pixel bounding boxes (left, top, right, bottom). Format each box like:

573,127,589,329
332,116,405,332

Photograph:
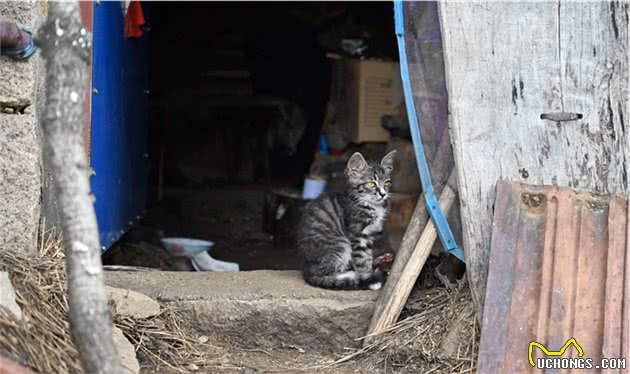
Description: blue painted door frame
91,1,149,251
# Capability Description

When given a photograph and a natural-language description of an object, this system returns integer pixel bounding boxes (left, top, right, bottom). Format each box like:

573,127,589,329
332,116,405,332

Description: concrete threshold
105,270,379,352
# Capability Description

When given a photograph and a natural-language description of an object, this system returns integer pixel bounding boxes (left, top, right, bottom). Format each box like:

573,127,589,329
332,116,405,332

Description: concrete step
105,270,379,352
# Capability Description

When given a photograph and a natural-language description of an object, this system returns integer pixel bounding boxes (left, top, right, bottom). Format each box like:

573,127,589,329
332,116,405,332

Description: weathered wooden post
438,1,629,315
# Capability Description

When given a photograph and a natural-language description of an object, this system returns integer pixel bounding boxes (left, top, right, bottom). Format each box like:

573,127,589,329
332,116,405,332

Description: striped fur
297,151,397,290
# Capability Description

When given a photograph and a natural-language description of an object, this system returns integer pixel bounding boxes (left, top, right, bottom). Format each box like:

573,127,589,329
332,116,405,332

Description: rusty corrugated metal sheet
478,181,629,373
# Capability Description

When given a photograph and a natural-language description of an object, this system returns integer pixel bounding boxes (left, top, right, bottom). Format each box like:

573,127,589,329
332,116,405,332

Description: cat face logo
528,338,584,367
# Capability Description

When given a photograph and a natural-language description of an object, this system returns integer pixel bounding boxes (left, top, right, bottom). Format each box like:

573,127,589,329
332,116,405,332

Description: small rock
198,336,209,344
106,286,160,319
187,364,199,372
0,272,22,320
112,327,140,374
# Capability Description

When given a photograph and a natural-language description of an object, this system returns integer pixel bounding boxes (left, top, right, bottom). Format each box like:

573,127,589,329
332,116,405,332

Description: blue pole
393,1,464,262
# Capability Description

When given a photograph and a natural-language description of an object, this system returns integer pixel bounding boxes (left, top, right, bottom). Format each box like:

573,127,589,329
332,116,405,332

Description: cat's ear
345,152,368,178
380,150,397,173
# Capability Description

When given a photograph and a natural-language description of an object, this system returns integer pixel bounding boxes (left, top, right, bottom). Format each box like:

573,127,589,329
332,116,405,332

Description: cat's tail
304,269,384,290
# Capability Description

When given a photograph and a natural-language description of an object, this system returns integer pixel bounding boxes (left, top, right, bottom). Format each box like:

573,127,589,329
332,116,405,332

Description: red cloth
124,0,145,38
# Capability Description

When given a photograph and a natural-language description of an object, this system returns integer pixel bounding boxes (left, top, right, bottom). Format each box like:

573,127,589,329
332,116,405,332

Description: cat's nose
378,190,386,197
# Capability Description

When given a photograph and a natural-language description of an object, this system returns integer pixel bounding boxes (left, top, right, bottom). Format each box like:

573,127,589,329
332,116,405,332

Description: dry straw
0,233,219,374
312,281,479,374
0,230,478,374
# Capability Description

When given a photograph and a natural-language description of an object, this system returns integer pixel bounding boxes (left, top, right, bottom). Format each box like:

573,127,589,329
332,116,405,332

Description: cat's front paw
373,252,395,275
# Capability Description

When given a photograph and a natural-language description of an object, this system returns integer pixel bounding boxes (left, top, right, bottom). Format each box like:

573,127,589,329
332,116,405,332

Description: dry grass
0,233,221,374
0,231,479,374
314,283,479,374
114,308,225,373
0,233,81,374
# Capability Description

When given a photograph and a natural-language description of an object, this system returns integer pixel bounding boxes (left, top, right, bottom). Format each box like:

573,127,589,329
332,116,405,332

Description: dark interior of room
103,2,400,271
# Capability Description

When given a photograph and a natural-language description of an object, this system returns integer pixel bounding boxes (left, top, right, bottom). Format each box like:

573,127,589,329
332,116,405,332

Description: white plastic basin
160,237,214,257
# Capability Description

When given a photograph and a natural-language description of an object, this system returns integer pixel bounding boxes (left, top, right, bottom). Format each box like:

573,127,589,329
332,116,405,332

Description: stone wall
0,1,53,253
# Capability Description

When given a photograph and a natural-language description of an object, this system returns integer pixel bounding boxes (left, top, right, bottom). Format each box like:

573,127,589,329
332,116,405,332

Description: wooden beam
365,129,455,347
365,170,458,344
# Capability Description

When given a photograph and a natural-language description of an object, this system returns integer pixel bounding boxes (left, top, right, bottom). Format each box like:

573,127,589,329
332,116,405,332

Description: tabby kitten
297,151,397,290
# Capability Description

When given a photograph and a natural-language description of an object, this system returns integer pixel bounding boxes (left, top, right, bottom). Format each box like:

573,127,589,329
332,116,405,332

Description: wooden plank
438,1,629,314
365,105,458,346
79,1,93,159
365,170,457,344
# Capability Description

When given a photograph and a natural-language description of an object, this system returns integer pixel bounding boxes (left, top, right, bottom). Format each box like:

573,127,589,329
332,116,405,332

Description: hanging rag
124,0,145,39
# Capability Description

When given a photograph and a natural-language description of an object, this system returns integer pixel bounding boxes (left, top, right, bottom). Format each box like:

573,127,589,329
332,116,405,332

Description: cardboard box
340,59,400,143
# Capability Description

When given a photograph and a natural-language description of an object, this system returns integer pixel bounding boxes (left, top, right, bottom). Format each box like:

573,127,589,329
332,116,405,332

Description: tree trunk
38,2,122,373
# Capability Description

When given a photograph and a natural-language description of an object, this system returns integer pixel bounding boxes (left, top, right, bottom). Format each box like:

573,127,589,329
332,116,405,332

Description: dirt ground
104,184,302,271
102,184,472,374
135,284,476,374
103,182,464,285
141,348,388,374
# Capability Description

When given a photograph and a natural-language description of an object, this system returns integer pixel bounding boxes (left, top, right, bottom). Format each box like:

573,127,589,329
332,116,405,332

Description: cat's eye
384,180,392,188
366,182,376,188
